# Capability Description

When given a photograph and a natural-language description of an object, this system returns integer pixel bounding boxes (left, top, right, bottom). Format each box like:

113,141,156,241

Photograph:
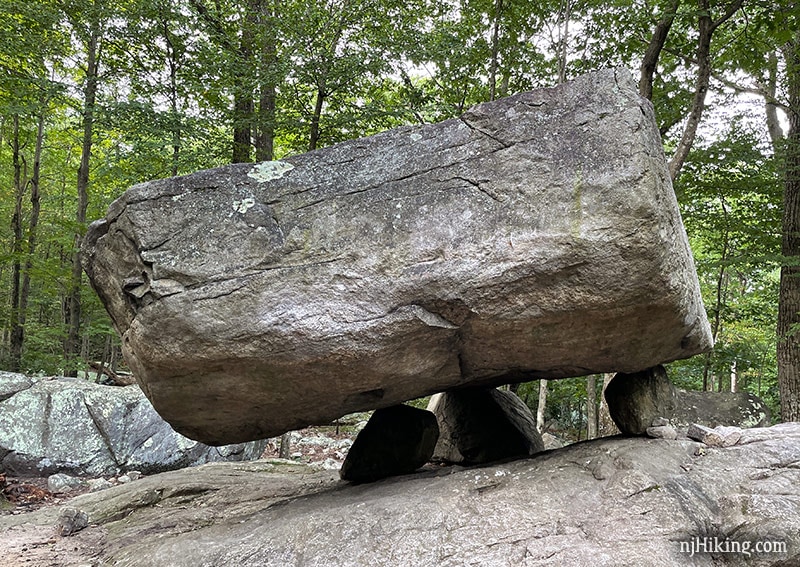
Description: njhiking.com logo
677,536,788,558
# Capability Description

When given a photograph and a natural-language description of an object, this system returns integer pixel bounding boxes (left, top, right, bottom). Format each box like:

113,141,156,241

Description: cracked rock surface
82,68,712,445
0,372,266,476
3,423,798,566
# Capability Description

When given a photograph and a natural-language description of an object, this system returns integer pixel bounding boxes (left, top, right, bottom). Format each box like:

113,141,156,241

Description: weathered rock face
0,372,266,476
3,424,799,566
82,68,712,445
605,366,771,435
428,388,544,464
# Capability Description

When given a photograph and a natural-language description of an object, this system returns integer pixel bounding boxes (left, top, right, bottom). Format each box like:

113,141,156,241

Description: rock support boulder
82,68,712,445
339,404,439,483
428,388,544,464
604,366,770,435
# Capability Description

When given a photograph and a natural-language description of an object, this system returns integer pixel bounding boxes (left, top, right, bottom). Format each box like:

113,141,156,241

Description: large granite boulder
3,424,798,566
82,68,712,445
0,372,266,476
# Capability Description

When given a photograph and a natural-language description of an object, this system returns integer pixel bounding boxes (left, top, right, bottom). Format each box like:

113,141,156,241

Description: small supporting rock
604,365,770,435
646,425,678,440
428,387,544,465
340,405,439,483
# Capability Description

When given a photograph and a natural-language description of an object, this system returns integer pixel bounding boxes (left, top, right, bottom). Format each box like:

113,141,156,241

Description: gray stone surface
0,373,267,477
646,424,678,440
83,68,712,445
3,424,799,566
428,388,544,464
340,404,439,483
48,473,85,494
604,366,770,435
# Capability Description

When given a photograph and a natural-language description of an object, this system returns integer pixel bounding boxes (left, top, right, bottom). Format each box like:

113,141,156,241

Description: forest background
1,0,798,439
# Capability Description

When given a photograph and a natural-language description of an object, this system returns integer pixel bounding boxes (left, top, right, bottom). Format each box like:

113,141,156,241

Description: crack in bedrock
459,116,513,149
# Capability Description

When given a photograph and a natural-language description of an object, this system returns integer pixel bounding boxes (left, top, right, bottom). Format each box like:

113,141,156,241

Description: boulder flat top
83,68,712,444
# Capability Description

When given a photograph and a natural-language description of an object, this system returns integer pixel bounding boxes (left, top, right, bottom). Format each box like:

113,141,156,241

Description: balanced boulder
82,68,712,445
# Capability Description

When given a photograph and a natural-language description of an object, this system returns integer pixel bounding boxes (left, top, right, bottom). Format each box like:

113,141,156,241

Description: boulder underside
82,68,712,445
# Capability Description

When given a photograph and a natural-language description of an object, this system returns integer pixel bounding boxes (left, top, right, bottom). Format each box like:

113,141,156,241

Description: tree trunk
65,21,100,377
15,111,46,372
164,20,181,177
488,0,503,101
778,34,800,422
586,374,597,440
703,212,729,390
638,0,680,100
9,116,24,372
763,51,785,150
668,0,744,181
536,379,548,433
232,94,253,163
556,0,571,85
668,0,713,181
308,83,326,152
232,5,257,164
279,432,292,459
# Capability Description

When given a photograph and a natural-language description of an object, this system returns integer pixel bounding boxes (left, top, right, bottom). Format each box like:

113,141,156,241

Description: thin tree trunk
232,94,253,163
65,21,101,377
668,0,744,181
703,210,729,391
164,20,181,177
763,51,785,150
536,379,548,432
308,83,325,151
9,115,24,372
778,34,800,422
232,6,257,164
254,0,277,161
488,0,503,101
279,432,292,459
638,0,680,100
15,111,46,372
586,375,597,440
556,0,571,85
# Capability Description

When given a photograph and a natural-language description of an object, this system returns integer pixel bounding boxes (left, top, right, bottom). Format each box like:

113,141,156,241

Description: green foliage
668,123,782,419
